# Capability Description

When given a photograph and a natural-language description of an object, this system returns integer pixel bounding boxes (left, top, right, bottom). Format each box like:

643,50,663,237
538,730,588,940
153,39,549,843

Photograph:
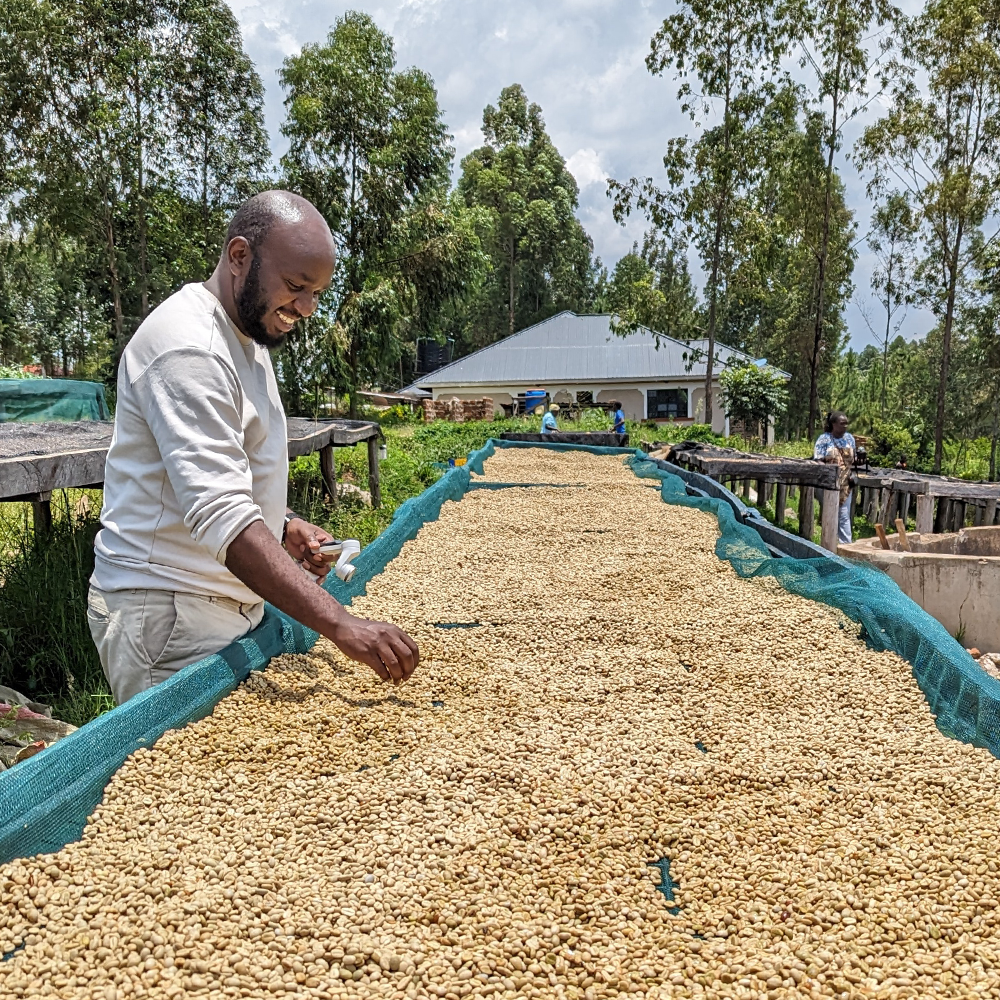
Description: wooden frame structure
653,440,1000,550
855,468,1000,536
0,418,382,530
659,441,842,550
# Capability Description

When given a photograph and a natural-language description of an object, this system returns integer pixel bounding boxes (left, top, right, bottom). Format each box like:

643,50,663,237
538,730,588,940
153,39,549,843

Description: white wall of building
430,380,726,431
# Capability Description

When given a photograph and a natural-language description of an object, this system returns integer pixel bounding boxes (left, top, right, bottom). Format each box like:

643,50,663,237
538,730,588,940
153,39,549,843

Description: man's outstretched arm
225,520,419,683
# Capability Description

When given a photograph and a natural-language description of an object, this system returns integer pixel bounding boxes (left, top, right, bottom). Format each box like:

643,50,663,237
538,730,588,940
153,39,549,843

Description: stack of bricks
422,398,494,423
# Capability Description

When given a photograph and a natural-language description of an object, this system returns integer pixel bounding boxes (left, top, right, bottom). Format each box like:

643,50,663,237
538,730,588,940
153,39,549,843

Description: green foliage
857,0,1000,471
0,0,269,361
719,362,789,441
0,494,106,728
455,84,595,349
866,421,919,469
0,365,43,378
597,232,701,341
279,12,487,412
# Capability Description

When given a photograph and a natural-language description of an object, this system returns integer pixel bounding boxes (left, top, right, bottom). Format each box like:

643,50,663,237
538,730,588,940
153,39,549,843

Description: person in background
610,401,626,442
541,403,560,434
813,410,857,545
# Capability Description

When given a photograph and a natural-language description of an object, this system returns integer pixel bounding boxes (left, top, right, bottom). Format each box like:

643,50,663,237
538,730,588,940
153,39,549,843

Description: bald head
211,190,336,350
225,190,332,255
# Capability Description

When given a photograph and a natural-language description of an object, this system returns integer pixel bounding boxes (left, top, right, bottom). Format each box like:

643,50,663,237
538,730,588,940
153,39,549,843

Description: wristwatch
282,511,304,543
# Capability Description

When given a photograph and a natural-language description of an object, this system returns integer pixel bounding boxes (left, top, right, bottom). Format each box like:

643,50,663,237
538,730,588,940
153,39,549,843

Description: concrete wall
430,381,721,423
595,388,644,421
840,530,1000,652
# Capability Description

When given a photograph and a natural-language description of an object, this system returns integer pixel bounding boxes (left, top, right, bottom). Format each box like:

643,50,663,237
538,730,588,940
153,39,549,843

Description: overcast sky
225,0,929,351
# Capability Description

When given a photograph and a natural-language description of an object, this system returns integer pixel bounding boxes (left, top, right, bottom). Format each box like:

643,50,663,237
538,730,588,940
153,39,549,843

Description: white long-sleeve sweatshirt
92,283,288,603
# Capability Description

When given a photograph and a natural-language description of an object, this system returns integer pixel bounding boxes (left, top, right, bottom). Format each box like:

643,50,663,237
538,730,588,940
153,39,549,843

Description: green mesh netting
0,439,991,866
0,462,476,864
0,379,110,422
626,453,1000,753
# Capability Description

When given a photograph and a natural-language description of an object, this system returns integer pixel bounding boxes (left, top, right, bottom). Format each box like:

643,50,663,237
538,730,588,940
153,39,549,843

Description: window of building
647,388,688,420
575,390,594,405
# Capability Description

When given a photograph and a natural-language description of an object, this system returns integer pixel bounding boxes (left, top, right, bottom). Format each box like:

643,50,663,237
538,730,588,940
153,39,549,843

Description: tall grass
0,491,111,727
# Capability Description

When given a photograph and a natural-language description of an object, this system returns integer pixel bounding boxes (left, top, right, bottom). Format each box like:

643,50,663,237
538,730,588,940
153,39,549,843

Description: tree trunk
134,72,149,320
808,46,843,439
934,227,963,473
508,237,516,338
989,381,999,482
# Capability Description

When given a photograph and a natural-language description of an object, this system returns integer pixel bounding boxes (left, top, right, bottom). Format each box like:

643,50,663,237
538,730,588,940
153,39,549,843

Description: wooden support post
934,498,951,534
916,494,934,535
741,478,751,501
954,501,967,532
864,488,878,525
319,444,337,506
799,486,816,540
31,492,52,533
974,502,985,527
880,488,894,529
899,491,911,527
820,488,840,551
986,498,998,526
756,479,767,506
774,482,788,527
367,435,381,509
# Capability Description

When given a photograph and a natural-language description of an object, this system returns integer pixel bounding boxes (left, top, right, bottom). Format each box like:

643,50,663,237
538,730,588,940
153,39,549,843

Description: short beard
236,255,286,350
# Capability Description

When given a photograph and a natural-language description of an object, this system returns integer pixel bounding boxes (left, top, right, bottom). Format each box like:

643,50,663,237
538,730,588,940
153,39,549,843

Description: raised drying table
0,418,381,529
659,440,841,551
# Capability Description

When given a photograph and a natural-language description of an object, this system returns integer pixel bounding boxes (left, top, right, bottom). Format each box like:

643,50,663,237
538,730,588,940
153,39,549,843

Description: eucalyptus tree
280,12,485,411
795,0,899,436
170,0,270,261
457,85,594,343
866,192,917,419
609,0,789,429
857,0,1000,471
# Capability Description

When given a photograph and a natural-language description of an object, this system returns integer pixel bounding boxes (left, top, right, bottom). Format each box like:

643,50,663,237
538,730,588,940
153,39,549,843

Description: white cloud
566,148,607,190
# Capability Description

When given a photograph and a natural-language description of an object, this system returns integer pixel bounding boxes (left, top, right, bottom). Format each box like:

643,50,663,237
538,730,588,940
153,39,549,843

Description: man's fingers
377,643,404,683
396,628,420,665
367,654,391,682
387,634,417,680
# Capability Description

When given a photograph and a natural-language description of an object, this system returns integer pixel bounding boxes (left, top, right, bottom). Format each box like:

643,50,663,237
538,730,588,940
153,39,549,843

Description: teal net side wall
0,461,478,864
625,453,1000,756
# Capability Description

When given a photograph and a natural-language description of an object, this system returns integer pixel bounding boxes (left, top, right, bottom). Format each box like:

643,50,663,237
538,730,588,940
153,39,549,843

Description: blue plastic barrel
524,389,547,415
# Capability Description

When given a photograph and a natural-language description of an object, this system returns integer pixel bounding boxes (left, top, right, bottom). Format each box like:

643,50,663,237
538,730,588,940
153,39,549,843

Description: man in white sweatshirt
88,190,419,704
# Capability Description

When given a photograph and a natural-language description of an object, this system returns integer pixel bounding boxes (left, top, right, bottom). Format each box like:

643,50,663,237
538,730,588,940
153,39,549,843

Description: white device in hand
315,539,361,582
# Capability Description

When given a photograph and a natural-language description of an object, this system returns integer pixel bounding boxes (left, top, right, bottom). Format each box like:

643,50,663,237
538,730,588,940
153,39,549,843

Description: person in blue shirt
814,410,857,545
541,404,559,433
610,400,626,440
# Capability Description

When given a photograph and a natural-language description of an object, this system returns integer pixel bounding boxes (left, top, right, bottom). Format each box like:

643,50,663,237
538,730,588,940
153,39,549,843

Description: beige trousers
87,586,264,705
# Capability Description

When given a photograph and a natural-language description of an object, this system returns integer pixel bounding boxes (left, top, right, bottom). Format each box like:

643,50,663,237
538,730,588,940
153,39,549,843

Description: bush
866,421,918,469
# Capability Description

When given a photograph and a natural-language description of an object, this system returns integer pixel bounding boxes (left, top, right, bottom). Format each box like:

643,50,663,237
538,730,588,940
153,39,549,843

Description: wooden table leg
774,482,788,528
32,494,53,533
319,444,337,506
916,494,934,534
986,498,998,526
820,488,840,551
367,435,381,509
799,486,815,539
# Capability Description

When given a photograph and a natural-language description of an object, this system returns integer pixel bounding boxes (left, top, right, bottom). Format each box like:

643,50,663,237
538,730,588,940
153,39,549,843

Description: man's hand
331,615,420,683
226,520,420,684
284,517,334,582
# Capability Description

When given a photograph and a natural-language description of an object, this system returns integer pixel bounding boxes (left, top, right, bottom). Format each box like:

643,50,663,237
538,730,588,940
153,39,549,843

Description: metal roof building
410,311,785,432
